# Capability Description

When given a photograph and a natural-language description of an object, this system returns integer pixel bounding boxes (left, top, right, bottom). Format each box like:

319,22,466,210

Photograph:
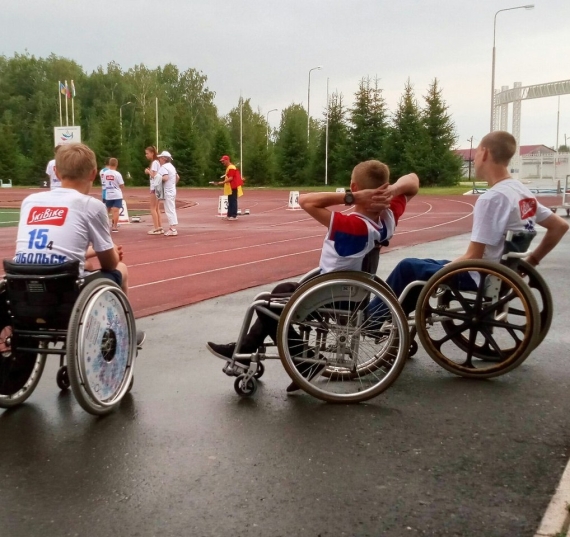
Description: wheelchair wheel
56,365,70,391
234,375,258,396
66,279,136,416
415,261,540,379
277,272,409,403
0,320,46,408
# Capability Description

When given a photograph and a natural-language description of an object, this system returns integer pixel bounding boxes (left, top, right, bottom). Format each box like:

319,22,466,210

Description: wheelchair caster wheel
409,340,418,358
234,375,257,397
253,362,265,379
56,366,70,391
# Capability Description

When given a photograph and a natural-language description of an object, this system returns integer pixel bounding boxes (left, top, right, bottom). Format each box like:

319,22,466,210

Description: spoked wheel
277,271,409,403
234,375,258,396
416,260,540,379
0,321,46,408
56,365,70,391
67,279,136,416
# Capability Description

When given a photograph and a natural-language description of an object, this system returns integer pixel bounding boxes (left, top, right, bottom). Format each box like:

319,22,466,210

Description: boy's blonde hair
55,143,97,181
351,160,390,190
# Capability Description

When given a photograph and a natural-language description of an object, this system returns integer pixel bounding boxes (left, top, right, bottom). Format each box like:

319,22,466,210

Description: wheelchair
406,230,552,378
215,247,411,404
0,260,138,415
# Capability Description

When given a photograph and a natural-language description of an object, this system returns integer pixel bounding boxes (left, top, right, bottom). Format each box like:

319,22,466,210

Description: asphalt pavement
1,229,569,537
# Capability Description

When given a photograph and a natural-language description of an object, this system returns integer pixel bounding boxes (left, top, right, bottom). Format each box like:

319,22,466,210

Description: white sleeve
87,198,115,253
471,192,511,246
116,172,124,186
536,201,554,223
151,160,160,174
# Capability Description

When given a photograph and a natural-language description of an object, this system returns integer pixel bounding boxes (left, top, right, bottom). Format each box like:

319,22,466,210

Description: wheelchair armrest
3,260,80,277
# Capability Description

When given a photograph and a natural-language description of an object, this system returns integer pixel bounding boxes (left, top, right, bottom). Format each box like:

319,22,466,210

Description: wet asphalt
1,230,570,537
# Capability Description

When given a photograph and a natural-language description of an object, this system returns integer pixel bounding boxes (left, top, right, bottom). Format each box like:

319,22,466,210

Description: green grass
0,209,20,227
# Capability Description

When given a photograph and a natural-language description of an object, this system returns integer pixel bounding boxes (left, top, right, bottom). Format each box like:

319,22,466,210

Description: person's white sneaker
164,228,178,236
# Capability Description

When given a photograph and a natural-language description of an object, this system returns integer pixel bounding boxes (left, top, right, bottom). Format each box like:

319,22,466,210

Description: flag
59,81,67,96
71,80,76,98
64,80,71,99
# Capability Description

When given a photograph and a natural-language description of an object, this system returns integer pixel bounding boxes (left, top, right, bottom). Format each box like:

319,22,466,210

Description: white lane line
129,234,324,268
534,458,570,536
130,248,321,289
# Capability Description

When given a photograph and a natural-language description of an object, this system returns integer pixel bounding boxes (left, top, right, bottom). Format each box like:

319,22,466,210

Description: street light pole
266,108,278,149
120,101,132,146
307,66,322,144
490,5,534,131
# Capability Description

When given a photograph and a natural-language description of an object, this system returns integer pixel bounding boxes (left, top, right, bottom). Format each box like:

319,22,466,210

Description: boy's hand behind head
356,183,392,213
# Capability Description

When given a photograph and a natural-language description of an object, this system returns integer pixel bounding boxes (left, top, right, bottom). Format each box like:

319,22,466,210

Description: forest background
0,53,464,187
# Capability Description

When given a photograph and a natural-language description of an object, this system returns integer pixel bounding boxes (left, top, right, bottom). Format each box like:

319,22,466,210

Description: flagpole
155,97,159,150
71,80,75,125
239,91,243,177
64,80,69,126
58,81,63,126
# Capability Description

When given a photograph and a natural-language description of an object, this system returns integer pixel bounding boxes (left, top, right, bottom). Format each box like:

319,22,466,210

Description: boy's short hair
351,160,390,190
108,158,118,167
55,143,97,181
481,131,516,165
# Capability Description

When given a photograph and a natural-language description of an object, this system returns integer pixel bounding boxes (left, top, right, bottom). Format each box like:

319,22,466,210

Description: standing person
157,150,179,237
46,146,61,189
103,158,125,233
374,130,569,317
216,155,243,220
144,146,163,235
99,157,110,203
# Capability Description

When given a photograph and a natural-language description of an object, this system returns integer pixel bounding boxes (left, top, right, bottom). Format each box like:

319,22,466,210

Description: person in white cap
157,150,179,236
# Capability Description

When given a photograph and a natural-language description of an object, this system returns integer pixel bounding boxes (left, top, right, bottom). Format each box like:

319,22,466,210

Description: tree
384,79,431,181
275,104,309,185
421,78,463,186
206,125,234,183
170,105,203,186
349,76,389,166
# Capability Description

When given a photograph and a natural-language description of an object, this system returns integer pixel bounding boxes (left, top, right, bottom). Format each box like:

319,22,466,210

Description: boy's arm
526,213,569,266
387,173,419,200
96,248,120,271
299,186,392,227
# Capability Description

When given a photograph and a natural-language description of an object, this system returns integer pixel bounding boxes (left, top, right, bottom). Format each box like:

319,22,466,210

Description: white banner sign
54,126,81,147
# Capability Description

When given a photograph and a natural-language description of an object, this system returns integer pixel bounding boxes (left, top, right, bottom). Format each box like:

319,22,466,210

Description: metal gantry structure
492,79,570,177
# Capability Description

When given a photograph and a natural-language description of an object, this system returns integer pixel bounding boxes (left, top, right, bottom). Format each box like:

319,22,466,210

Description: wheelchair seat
2,260,81,329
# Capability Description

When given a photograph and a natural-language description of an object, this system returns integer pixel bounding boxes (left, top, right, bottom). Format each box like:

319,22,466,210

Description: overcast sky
2,0,570,149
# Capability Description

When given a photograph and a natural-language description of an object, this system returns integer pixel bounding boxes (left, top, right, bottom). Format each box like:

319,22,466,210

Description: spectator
157,151,179,236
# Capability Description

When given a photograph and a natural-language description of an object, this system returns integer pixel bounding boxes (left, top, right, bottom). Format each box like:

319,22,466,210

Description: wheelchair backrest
2,260,81,329
500,230,537,270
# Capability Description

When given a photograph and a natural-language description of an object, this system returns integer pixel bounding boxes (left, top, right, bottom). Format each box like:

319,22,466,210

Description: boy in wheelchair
374,131,569,318
12,143,145,345
207,160,419,391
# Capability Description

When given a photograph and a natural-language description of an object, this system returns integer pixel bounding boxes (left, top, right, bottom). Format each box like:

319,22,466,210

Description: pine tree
171,107,203,186
206,125,234,183
349,76,389,166
385,79,431,181
421,78,462,186
275,104,309,185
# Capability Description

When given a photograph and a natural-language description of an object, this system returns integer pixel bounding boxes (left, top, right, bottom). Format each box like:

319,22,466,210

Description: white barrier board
218,195,228,216
287,191,300,210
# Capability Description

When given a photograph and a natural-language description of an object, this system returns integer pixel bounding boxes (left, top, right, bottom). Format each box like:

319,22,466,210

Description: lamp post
120,102,132,146
490,4,534,131
307,65,322,143
266,108,278,148
467,136,474,192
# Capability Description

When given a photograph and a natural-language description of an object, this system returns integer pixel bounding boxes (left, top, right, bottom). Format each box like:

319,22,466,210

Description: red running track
0,187,483,318
5,187,560,318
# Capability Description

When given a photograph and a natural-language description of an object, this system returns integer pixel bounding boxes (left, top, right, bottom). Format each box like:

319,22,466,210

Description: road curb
535,457,570,536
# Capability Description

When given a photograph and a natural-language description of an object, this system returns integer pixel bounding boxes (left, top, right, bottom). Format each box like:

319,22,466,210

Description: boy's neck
353,205,379,222
60,178,91,195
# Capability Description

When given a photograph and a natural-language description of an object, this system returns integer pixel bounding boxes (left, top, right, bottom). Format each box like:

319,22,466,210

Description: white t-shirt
471,179,552,262
319,195,407,274
158,162,177,195
46,159,61,189
14,188,114,276
149,160,160,192
99,167,108,192
103,170,124,200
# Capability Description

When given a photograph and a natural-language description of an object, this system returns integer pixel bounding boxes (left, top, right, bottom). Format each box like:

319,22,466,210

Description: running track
1,187,559,318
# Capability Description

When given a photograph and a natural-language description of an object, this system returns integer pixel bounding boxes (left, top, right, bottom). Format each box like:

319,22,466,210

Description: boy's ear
88,168,97,183
350,181,358,192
